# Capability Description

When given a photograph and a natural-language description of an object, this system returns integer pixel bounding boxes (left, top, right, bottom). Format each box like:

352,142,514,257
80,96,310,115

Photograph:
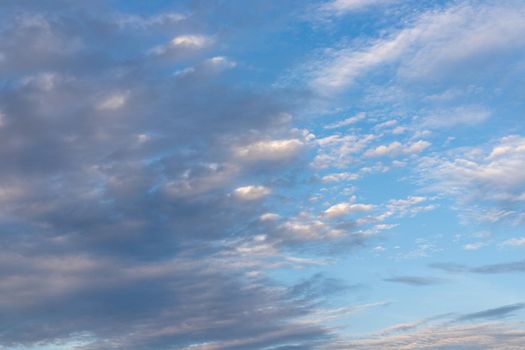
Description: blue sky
1,0,525,349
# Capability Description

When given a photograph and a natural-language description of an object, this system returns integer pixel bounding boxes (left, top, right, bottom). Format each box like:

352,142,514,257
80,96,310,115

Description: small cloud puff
324,202,374,218
501,238,525,247
150,34,212,56
233,185,271,200
97,92,129,111
234,139,305,162
364,140,430,157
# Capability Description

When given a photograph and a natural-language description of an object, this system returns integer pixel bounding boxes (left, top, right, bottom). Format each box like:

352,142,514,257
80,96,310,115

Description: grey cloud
428,262,469,273
288,273,356,301
456,303,525,322
335,320,525,350
471,260,525,274
429,260,525,274
0,1,328,349
383,276,445,286
0,249,330,350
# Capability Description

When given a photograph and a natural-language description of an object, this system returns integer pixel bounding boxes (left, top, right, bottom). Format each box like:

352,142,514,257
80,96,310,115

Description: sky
1,0,525,349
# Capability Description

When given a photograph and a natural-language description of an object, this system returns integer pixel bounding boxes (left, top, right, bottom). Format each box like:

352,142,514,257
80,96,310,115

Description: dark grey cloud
288,273,356,301
0,1,329,349
383,276,445,286
0,248,332,350
428,262,469,273
456,303,525,322
471,260,525,274
429,260,525,274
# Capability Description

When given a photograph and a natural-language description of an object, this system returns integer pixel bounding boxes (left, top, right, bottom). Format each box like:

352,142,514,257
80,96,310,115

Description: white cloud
233,185,271,200
372,196,434,222
324,202,374,218
321,0,396,15
375,119,397,129
234,139,304,162
259,213,280,221
313,134,376,168
322,172,360,183
205,56,237,70
364,140,430,157
339,321,525,349
422,105,491,129
364,141,402,157
502,238,525,247
463,242,488,251
115,12,186,29
392,126,406,134
282,219,326,239
97,92,129,110
420,135,525,201
404,140,431,154
418,135,525,223
325,112,365,129
150,34,212,56
309,2,525,92
171,35,211,48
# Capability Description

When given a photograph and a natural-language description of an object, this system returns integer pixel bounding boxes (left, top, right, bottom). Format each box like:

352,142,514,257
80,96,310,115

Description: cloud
502,237,525,247
332,305,525,349
114,12,186,29
421,105,491,129
150,34,213,57
322,172,360,183
456,303,525,322
417,135,525,223
325,112,365,129
259,212,281,221
233,185,271,200
471,260,525,274
308,1,525,92
324,202,374,218
364,140,430,157
234,138,305,162
312,133,377,168
383,276,445,286
0,2,333,349
288,273,350,300
319,0,398,18
205,56,237,70
171,35,211,48
97,92,128,110
463,241,489,251
335,320,525,349
430,260,525,274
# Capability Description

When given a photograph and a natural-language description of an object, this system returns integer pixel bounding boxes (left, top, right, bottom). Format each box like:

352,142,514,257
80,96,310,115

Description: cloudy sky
1,0,525,349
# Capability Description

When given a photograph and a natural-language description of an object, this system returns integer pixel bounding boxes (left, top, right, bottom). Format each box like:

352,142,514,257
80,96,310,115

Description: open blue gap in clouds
1,0,525,349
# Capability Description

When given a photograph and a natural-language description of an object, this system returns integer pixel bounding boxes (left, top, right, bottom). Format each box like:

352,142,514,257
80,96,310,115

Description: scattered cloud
321,0,397,15
308,1,525,92
421,105,491,129
383,276,445,286
418,135,525,223
502,237,525,247
234,138,305,162
325,112,365,129
456,303,525,322
233,185,271,200
364,140,430,157
324,202,374,218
